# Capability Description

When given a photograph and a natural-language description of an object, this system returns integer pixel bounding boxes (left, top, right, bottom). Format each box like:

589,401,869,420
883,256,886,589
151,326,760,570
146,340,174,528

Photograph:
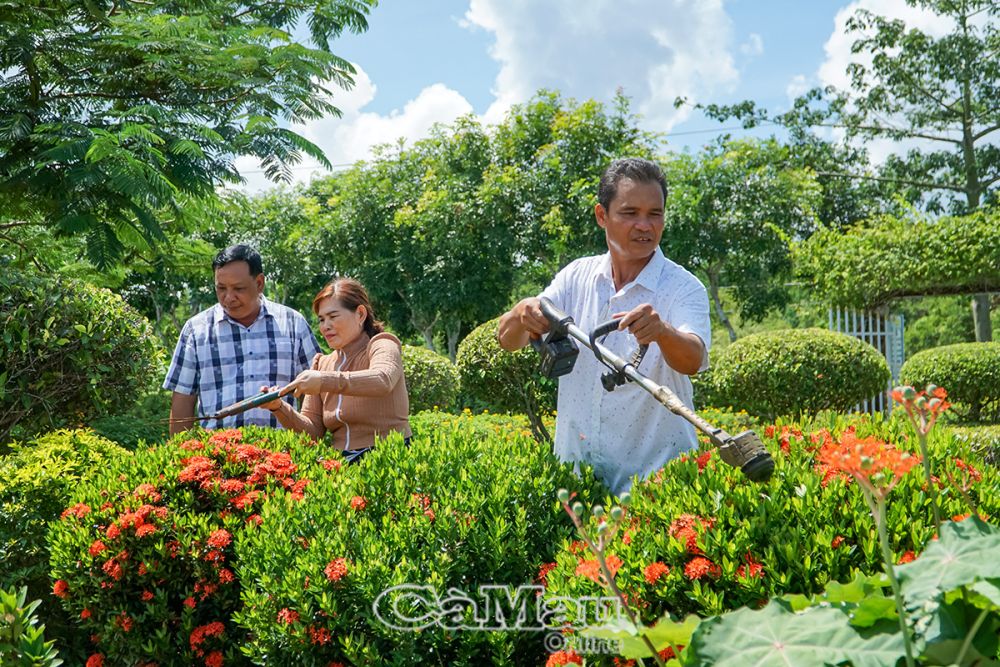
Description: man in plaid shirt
163,245,321,435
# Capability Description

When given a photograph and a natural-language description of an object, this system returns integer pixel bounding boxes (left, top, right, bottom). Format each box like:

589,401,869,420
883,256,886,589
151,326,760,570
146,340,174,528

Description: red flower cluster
684,556,720,580
350,495,367,511
643,562,670,585
52,579,69,599
897,550,916,564
546,649,583,666
736,553,764,580
324,558,349,583
86,654,104,667
575,555,623,584
277,608,300,625
61,502,91,520
307,625,332,645
536,562,558,587
321,458,342,472
669,514,714,554
189,621,225,657
207,529,232,550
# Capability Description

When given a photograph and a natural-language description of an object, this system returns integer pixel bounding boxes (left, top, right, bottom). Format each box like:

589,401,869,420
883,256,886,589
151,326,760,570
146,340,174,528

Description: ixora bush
47,426,324,666
541,386,1000,666
235,424,605,665
0,428,128,661
709,328,890,419
456,317,556,440
0,269,163,446
540,411,999,645
901,342,1000,423
401,344,460,412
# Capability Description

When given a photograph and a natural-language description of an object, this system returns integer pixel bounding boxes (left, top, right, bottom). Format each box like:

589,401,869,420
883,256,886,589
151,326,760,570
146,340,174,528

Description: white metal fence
828,307,905,415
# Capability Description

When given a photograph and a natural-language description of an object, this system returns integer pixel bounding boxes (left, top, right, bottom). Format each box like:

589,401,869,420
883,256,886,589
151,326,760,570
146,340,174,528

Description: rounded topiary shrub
401,344,460,412
47,427,330,666
692,348,725,410
235,422,605,665
456,316,555,421
541,414,1000,638
0,429,129,661
900,342,1000,423
0,269,163,445
710,328,890,419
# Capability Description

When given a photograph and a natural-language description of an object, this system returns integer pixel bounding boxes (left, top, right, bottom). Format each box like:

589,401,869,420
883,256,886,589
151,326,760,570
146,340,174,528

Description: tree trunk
410,310,438,351
445,319,462,363
972,294,993,342
707,270,738,343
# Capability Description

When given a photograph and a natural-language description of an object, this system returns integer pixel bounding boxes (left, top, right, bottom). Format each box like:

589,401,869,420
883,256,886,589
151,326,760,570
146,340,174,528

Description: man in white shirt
498,158,711,494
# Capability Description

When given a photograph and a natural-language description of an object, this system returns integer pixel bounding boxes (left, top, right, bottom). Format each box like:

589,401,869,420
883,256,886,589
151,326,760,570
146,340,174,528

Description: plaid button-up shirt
163,297,321,428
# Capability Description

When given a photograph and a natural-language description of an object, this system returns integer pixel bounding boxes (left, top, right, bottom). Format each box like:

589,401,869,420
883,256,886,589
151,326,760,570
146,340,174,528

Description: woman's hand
280,370,326,398
259,386,284,411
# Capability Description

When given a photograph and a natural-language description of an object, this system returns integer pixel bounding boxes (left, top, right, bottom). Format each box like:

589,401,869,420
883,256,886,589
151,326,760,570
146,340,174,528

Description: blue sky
237,0,952,192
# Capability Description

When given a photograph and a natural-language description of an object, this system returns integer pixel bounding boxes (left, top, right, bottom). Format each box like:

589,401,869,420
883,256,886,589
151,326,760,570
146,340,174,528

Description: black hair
212,244,263,276
597,158,667,210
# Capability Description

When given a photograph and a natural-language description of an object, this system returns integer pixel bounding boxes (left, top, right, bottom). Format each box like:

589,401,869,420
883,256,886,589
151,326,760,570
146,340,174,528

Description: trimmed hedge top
709,328,890,419
901,342,1000,423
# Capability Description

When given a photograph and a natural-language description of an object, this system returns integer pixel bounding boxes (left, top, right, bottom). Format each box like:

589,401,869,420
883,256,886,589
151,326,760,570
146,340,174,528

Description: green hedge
235,425,604,665
542,413,1000,629
401,344,460,412
90,390,171,450
455,317,555,439
709,328,890,419
0,429,129,662
0,586,62,667
951,424,1000,466
0,269,163,447
900,342,1000,423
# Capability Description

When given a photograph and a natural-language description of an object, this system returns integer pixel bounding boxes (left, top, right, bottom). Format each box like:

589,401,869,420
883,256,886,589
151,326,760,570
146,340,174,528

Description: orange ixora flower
684,556,720,581
644,562,670,585
545,649,583,666
575,555,623,584
816,432,920,497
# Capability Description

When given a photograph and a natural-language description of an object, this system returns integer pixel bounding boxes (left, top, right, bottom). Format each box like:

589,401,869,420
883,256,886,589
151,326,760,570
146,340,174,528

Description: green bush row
42,422,602,665
542,412,1000,630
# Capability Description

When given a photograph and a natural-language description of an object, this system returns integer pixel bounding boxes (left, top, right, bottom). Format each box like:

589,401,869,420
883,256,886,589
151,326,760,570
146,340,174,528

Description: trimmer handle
538,297,574,336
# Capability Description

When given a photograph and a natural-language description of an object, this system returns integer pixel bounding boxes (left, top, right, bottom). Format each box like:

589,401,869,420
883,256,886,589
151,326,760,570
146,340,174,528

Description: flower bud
610,507,624,522
901,386,916,401
619,492,632,507
557,489,570,504
597,521,610,534
593,505,605,519
572,502,584,517
925,383,938,396
914,396,928,410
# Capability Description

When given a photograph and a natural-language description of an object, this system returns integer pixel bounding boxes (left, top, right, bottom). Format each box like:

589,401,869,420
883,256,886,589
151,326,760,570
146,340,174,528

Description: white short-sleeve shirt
539,247,711,495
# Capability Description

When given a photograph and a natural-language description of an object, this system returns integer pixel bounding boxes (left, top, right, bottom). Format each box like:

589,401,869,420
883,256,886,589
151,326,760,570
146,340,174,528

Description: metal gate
828,307,905,414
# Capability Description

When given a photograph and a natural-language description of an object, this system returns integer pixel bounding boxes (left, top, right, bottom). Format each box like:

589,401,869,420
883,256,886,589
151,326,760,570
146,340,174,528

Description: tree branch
816,170,967,193
0,220,38,231
972,122,1000,142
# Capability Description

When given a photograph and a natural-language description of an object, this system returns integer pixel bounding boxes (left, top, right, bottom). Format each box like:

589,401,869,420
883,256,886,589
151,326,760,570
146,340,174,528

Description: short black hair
212,244,263,276
597,158,667,210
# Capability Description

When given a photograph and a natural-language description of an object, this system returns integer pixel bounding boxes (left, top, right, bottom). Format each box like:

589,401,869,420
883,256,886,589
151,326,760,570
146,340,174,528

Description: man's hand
280,370,327,398
168,392,198,436
613,303,704,375
614,303,667,345
497,297,551,350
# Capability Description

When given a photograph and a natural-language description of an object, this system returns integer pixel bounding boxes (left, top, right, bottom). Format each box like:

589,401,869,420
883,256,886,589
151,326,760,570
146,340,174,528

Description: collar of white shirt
597,247,668,294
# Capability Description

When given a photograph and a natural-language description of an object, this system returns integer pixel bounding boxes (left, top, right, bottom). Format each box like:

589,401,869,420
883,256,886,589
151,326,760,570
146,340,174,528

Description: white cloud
785,74,811,100
233,65,474,193
463,0,743,132
740,33,764,57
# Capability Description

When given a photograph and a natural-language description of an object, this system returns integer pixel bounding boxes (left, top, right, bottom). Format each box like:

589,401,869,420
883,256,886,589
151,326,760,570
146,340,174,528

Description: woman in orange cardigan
261,277,411,463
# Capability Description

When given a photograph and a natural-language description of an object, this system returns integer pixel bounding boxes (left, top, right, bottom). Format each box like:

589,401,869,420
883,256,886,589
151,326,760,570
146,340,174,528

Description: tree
690,0,1000,340
662,139,822,341
0,0,376,267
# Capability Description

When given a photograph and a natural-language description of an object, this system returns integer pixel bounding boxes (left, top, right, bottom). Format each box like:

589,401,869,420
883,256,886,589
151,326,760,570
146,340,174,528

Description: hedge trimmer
166,388,286,428
530,297,774,483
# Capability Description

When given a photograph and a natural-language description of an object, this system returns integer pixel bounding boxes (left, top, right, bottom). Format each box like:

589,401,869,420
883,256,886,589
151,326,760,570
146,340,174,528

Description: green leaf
582,614,700,659
692,601,906,667
898,518,1000,613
